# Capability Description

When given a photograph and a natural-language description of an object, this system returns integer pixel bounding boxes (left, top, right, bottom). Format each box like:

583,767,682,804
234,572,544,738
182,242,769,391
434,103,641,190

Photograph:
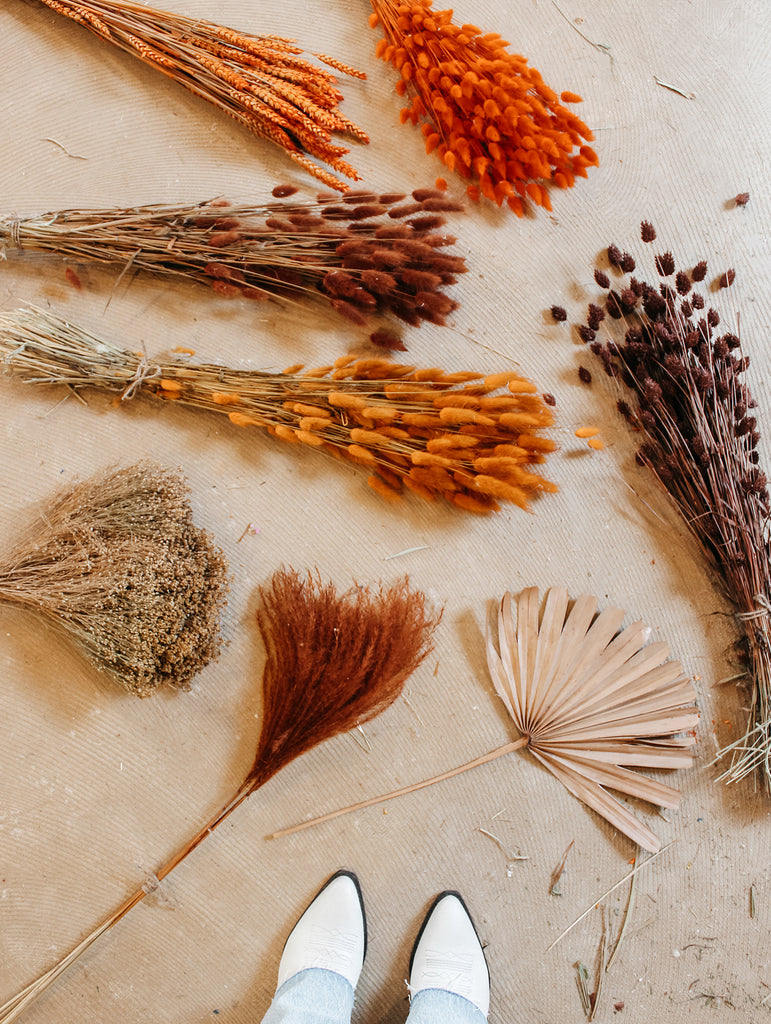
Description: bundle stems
268,737,527,838
35,0,367,189
0,784,253,1024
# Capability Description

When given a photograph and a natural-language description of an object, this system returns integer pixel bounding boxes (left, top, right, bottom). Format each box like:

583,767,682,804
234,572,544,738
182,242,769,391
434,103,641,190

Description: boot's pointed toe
277,870,366,991
408,891,489,1018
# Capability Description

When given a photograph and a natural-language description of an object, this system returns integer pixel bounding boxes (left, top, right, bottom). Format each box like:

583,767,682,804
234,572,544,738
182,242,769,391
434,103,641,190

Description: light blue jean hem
260,968,486,1024
261,969,355,1024
408,987,487,1024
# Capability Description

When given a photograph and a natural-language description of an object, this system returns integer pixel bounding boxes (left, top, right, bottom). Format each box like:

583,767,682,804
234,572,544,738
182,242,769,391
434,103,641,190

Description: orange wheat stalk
369,0,598,213
36,0,368,190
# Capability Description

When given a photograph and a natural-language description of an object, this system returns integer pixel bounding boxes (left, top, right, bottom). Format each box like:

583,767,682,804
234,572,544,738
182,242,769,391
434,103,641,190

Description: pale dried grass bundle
576,224,770,788
271,587,699,853
0,461,228,696
34,0,368,189
0,307,558,515
0,191,465,330
0,569,440,1023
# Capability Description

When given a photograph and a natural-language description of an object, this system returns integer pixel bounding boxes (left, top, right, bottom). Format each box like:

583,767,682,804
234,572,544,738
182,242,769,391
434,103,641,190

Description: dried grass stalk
0,461,228,696
368,0,598,213
271,587,699,853
0,192,465,329
0,307,558,514
0,569,440,1023
35,0,368,189
577,225,770,788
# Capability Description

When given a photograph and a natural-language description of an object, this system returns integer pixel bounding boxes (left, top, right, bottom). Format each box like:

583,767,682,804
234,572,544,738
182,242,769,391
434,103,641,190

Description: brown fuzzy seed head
654,252,676,276
691,260,708,282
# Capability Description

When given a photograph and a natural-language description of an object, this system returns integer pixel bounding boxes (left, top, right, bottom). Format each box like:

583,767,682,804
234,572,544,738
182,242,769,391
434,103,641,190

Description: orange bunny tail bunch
369,0,598,214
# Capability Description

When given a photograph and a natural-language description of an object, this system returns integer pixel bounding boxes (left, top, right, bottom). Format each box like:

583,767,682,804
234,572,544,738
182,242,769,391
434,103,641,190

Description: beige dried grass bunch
0,569,440,1023
0,307,558,514
0,190,465,330
271,587,700,852
0,461,228,696
35,0,368,189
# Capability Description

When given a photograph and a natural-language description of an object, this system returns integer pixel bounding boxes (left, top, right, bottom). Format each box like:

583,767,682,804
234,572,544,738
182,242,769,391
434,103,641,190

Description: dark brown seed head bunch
575,222,771,787
0,191,466,333
0,462,229,696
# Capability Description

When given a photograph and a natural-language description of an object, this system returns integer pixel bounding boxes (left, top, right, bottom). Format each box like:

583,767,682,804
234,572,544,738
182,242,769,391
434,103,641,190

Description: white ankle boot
408,891,490,1018
276,870,366,991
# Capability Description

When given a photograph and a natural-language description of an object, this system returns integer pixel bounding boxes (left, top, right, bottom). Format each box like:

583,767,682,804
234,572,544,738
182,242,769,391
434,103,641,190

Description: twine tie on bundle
736,595,771,623
121,355,161,400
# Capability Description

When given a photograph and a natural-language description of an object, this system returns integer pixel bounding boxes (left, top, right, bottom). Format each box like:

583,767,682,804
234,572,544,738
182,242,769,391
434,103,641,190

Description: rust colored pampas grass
0,461,228,696
368,0,598,213
576,223,771,789
0,307,558,515
33,0,368,189
0,191,465,331
0,569,441,1023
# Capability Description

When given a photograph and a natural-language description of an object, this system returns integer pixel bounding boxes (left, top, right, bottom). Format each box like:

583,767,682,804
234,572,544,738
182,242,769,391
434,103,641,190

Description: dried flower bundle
0,192,465,329
0,461,228,696
368,0,598,213
35,0,368,189
0,307,558,514
271,587,698,853
0,569,440,1023
576,224,770,787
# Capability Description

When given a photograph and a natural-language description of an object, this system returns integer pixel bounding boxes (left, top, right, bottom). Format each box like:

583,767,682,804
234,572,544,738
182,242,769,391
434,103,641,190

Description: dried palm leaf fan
0,307,558,515
271,587,700,853
0,461,228,696
33,0,368,190
0,569,440,1023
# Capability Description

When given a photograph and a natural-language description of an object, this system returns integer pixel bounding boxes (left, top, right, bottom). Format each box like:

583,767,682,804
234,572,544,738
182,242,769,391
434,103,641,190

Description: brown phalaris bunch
0,190,465,332
368,0,598,213
574,223,771,789
35,0,367,189
0,308,558,515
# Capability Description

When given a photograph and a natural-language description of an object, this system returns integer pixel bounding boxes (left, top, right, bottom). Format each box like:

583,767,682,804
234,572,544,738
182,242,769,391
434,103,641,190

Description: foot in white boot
408,891,489,1019
276,870,366,991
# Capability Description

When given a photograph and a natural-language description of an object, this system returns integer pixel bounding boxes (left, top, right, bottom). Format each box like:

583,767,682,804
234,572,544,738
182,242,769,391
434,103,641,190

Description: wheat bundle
271,587,699,853
34,0,368,189
0,461,228,696
0,306,558,514
0,569,440,1023
0,190,465,330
